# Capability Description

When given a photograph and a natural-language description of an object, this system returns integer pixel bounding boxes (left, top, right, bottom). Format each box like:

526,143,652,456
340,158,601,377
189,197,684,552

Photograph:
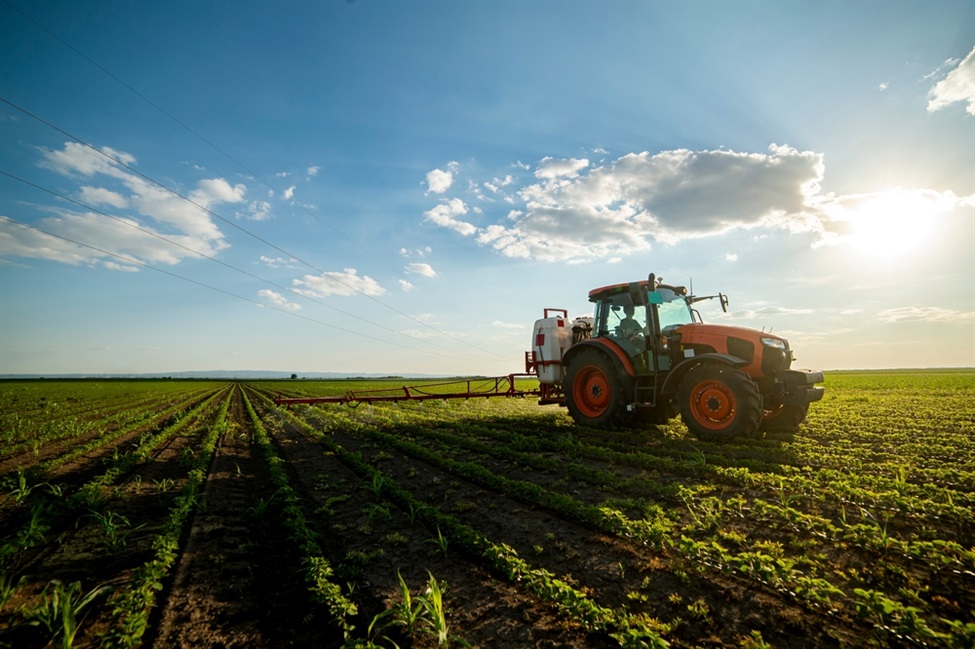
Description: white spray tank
531,309,572,385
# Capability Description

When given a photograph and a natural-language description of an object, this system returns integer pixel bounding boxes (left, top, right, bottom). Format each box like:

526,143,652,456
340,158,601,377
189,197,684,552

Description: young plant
26,579,111,649
248,490,281,518
5,470,36,504
422,571,449,647
390,570,426,636
0,571,23,614
426,526,449,558
366,502,392,522
370,473,386,500
87,510,140,551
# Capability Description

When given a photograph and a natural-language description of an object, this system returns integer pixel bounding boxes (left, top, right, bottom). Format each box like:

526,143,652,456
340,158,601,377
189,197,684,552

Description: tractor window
594,295,647,352
655,288,695,330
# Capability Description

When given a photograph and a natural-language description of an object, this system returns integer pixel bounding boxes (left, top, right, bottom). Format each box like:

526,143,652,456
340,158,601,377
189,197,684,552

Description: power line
0,214,467,359
1,0,390,270
3,0,451,316
1,169,492,360
0,96,506,359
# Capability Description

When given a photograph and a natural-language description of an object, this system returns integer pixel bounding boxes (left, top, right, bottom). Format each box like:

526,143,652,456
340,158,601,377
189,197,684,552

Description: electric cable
0,214,466,359
0,96,507,359
0,169,495,360
1,0,394,272
2,0,469,329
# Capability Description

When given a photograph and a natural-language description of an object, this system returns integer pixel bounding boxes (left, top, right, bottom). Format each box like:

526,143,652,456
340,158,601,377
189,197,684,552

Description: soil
1,381,959,648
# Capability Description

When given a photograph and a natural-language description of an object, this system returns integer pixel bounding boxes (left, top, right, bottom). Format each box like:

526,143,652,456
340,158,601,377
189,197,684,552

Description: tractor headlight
761,337,787,350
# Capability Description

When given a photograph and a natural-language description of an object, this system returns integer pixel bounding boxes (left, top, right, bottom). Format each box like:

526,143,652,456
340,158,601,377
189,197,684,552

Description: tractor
527,273,824,439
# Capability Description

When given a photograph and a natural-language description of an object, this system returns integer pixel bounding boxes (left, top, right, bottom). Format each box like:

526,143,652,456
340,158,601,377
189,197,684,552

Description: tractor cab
588,278,698,374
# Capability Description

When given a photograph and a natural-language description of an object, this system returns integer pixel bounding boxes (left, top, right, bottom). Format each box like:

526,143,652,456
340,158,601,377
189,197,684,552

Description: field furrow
1,371,972,648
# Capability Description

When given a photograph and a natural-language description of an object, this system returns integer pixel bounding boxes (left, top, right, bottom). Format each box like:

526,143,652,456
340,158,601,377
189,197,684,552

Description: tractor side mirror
719,293,729,312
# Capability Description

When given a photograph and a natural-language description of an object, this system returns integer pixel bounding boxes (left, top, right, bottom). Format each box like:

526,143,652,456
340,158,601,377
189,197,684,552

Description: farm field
0,371,973,648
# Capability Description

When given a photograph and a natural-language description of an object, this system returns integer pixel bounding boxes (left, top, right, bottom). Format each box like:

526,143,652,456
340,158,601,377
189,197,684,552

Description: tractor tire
678,363,762,440
762,403,808,432
564,349,633,428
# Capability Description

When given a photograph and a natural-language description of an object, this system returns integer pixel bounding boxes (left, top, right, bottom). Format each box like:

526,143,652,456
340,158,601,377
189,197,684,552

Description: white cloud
258,289,301,311
41,142,135,177
485,175,514,193
292,268,386,298
475,145,824,261
399,279,415,292
424,146,974,264
424,198,476,236
753,306,814,316
491,320,524,330
535,157,589,179
243,200,273,221
0,211,217,269
102,260,140,272
405,262,436,278
259,255,299,269
79,186,127,208
307,165,321,177
283,185,296,201
192,178,246,206
1,141,250,269
877,306,974,323
927,46,975,115
724,305,814,321
0,216,100,265
425,163,457,194
725,253,738,262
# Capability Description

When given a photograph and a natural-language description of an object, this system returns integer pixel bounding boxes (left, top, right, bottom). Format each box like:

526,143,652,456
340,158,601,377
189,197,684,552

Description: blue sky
1,0,973,376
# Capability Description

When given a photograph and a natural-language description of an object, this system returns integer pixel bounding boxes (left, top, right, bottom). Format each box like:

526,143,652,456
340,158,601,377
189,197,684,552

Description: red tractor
527,273,824,439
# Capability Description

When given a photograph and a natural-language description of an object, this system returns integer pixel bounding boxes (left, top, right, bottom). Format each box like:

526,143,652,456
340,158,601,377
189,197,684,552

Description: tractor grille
727,337,755,364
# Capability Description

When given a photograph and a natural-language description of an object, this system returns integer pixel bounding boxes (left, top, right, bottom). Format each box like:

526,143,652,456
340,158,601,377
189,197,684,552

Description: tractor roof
588,280,687,301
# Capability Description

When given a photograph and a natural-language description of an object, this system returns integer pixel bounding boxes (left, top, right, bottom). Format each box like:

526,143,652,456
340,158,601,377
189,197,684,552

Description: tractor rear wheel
678,363,762,440
564,349,633,428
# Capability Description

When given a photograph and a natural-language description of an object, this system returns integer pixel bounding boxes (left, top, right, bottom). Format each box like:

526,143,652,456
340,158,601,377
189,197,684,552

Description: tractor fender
563,338,636,379
660,353,748,396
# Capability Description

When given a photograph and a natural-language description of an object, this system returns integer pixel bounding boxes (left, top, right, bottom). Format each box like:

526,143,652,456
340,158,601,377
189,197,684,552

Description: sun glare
846,191,938,259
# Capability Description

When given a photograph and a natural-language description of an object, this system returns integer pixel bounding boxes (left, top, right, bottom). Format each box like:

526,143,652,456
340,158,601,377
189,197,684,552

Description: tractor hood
672,322,791,377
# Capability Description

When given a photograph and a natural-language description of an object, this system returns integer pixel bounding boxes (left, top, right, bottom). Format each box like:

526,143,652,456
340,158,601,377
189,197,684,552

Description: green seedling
366,502,392,522
26,579,111,649
87,510,142,551
248,489,281,517
0,571,24,613
6,471,36,504
370,473,386,499
422,571,449,646
426,526,449,557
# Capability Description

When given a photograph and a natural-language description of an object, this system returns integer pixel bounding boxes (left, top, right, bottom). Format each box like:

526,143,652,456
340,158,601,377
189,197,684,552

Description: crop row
253,390,671,647
0,384,232,648
256,371,975,647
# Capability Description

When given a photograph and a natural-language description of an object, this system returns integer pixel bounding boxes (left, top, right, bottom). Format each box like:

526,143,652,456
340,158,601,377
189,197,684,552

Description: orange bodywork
582,338,637,376
675,323,784,378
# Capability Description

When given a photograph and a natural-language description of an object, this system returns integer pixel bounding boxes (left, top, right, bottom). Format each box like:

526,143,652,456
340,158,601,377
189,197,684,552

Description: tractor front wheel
678,363,762,440
762,403,809,431
564,349,633,428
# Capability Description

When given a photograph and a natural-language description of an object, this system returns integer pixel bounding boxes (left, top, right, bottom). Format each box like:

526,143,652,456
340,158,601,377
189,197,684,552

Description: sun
846,190,938,259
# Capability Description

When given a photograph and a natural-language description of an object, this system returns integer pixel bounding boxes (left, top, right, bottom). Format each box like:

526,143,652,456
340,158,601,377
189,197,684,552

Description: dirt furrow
299,406,846,648
263,399,602,648
149,388,316,648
